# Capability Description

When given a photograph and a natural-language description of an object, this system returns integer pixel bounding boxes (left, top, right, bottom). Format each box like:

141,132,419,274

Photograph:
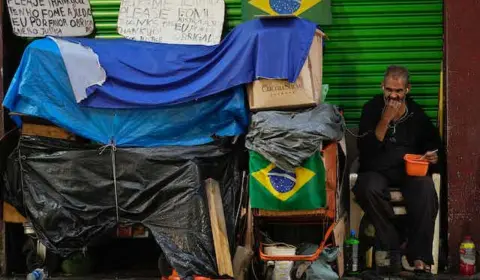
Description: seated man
353,65,441,276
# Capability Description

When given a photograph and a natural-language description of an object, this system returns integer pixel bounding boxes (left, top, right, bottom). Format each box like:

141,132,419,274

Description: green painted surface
89,0,443,125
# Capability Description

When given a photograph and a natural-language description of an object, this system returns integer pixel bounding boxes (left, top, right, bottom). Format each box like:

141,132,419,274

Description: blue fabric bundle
3,39,248,147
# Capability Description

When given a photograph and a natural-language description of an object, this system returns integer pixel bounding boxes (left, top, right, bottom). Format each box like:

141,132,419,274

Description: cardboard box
247,30,323,110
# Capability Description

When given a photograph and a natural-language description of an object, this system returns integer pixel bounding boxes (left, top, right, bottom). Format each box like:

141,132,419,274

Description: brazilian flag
249,151,326,211
242,0,332,25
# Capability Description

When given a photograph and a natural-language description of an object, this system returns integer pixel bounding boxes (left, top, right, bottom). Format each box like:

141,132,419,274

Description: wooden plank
205,178,234,277
334,214,346,278
233,246,253,280
22,123,75,140
323,142,337,219
244,202,253,249
3,202,26,224
233,201,254,280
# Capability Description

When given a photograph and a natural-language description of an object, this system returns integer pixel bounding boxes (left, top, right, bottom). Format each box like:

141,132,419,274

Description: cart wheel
265,265,274,280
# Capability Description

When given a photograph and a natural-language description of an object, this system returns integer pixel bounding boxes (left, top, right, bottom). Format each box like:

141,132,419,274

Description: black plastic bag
7,136,241,277
1,129,22,214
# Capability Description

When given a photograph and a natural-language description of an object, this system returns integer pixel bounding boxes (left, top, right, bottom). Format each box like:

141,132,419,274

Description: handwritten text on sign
117,0,225,45
6,0,94,37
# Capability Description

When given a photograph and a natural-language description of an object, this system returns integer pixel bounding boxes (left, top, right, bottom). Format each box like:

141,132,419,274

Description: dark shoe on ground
359,270,383,280
413,269,433,279
398,270,416,278
375,250,402,276
360,269,405,280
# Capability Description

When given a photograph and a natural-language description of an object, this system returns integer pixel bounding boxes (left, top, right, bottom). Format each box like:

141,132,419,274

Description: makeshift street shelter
1,15,346,279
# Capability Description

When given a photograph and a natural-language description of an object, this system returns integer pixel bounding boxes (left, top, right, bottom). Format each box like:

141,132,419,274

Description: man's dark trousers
353,170,438,265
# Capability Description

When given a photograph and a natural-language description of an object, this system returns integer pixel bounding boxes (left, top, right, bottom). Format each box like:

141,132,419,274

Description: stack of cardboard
247,29,324,110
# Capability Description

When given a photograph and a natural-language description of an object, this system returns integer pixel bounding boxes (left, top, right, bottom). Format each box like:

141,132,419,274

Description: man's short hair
384,65,410,85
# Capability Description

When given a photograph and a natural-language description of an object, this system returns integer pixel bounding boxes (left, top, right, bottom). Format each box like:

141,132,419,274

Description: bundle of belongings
1,16,345,278
246,105,344,211
241,20,345,280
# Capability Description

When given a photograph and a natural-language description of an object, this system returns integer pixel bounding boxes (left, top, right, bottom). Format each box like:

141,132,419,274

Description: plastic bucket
404,154,429,176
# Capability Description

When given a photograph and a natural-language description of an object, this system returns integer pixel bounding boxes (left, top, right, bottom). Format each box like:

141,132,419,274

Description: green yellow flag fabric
249,151,326,211
242,0,332,25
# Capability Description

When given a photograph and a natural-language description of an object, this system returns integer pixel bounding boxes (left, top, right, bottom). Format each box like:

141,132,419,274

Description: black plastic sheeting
2,135,242,277
1,129,22,215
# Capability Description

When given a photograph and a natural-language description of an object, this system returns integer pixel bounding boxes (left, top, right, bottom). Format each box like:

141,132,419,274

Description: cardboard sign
6,0,94,37
117,0,225,45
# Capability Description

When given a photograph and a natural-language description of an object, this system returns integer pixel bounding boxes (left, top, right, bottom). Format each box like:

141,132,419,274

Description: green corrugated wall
90,0,443,125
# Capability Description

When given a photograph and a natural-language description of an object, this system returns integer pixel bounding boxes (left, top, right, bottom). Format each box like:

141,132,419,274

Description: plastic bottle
460,235,476,276
345,230,360,275
26,268,45,280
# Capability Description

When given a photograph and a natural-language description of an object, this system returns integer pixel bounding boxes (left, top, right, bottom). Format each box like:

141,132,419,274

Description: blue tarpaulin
3,38,249,147
63,18,317,108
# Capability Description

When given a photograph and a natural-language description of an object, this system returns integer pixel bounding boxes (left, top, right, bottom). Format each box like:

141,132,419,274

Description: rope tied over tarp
99,139,119,223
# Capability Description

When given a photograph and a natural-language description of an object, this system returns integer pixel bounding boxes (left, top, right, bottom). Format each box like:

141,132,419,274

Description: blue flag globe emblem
268,167,297,193
269,0,301,14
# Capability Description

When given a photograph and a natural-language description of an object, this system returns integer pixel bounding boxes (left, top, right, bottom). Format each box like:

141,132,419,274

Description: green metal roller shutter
90,0,242,38
323,0,443,125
